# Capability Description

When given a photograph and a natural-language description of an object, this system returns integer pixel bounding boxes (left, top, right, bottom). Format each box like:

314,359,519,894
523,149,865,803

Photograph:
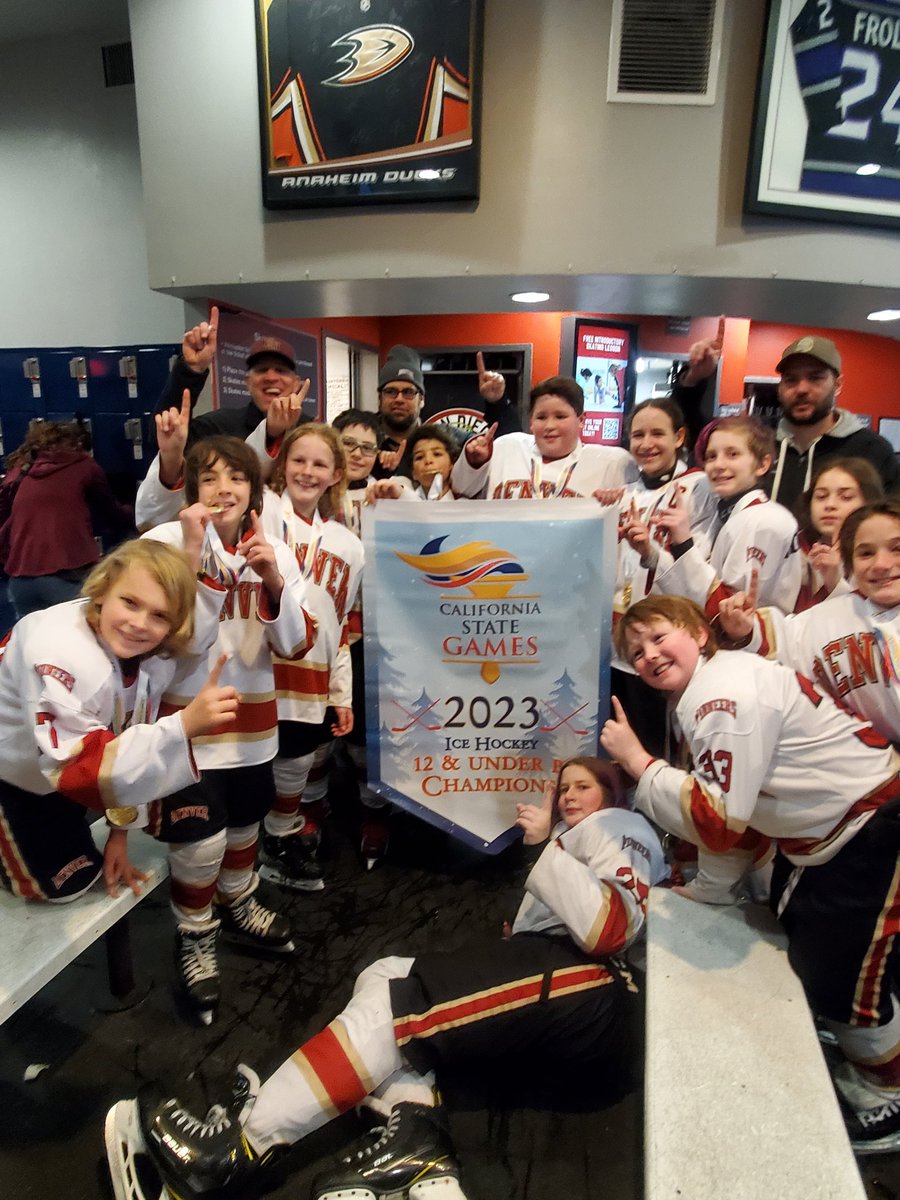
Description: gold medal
106,805,139,827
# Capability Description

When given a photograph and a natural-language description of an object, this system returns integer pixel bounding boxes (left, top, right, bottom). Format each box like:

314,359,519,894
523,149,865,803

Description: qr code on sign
602,418,620,441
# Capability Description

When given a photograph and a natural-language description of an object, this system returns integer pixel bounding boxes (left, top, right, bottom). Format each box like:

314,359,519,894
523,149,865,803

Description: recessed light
510,291,550,304
856,163,880,176
867,309,900,321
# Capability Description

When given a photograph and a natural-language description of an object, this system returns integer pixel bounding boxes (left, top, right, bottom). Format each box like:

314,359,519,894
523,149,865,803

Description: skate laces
167,1101,231,1140
179,928,218,987
232,895,277,939
348,1109,401,1162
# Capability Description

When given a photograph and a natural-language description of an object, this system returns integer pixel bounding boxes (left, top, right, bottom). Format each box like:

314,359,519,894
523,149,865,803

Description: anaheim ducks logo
324,25,414,87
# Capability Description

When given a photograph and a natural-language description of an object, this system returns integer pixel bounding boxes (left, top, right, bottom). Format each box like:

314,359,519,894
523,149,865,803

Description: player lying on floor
104,755,667,1200
600,594,900,1155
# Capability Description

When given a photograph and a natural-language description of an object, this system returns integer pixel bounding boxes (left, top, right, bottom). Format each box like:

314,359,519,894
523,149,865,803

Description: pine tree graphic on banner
543,668,595,763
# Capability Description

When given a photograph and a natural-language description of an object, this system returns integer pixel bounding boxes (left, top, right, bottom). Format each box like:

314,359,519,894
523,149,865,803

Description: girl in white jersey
599,397,718,757
629,415,801,618
105,756,667,1200
451,375,630,500
602,594,900,1156
257,424,364,892
717,499,900,747
793,457,882,612
0,539,237,904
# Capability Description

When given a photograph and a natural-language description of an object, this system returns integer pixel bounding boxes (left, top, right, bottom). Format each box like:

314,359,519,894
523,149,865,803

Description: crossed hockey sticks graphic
390,697,443,732
538,700,590,734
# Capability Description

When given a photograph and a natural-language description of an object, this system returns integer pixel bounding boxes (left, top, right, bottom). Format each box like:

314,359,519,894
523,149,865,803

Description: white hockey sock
216,824,259,901
168,830,227,928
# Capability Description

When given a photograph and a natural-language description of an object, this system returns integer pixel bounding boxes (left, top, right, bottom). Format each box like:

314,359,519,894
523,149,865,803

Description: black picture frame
255,0,482,210
745,0,900,231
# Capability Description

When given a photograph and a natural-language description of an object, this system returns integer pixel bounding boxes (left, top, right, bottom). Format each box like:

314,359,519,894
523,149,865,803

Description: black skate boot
104,1065,278,1200
215,874,295,953
259,827,324,892
311,1103,467,1200
175,921,220,1026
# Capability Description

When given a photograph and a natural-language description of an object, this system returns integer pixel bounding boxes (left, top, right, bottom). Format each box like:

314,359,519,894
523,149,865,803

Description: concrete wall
129,0,900,300
0,27,184,347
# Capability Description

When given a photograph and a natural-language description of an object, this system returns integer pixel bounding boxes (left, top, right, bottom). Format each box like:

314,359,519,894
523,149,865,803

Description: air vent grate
102,42,134,88
608,0,723,106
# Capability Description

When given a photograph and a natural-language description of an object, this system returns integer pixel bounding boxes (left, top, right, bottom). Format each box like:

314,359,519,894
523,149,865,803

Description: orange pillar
719,317,751,410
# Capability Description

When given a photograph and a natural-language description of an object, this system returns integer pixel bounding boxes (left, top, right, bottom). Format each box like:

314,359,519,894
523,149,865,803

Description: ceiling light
856,163,880,176
510,291,550,304
867,309,900,321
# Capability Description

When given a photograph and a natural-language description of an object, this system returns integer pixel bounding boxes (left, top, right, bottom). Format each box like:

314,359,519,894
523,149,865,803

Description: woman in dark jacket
0,421,134,620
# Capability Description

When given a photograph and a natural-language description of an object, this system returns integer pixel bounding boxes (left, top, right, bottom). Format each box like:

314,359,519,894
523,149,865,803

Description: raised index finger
206,652,229,688
747,564,760,610
180,388,192,421
476,351,486,378
714,315,725,350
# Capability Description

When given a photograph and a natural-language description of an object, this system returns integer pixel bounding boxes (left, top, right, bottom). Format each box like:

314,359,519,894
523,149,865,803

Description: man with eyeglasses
372,345,520,480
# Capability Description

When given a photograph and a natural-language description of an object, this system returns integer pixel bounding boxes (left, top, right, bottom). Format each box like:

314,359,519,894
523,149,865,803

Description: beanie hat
378,345,425,394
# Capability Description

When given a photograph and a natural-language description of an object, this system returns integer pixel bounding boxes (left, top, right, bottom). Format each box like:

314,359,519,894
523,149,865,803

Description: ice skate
175,920,220,1026
311,1103,467,1200
105,1066,275,1200
216,874,295,953
833,1060,900,1154
260,827,324,892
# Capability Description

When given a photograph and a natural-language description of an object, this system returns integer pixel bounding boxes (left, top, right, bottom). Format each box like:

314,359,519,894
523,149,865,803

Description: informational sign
214,310,319,418
362,500,617,852
746,0,900,230
255,0,483,209
572,319,637,448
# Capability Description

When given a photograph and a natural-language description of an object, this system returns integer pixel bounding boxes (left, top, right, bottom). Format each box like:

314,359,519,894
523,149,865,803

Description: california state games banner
362,500,617,852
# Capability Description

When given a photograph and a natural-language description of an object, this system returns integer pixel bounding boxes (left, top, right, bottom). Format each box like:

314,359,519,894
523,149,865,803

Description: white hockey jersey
635,652,900,867
0,600,200,811
512,807,667,957
747,593,900,745
451,433,630,500
612,466,718,671
260,490,364,721
135,453,186,530
144,522,315,768
652,489,801,617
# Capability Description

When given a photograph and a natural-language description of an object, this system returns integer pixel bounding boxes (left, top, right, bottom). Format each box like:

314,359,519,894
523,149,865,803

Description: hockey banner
255,0,482,209
746,0,900,231
362,500,617,853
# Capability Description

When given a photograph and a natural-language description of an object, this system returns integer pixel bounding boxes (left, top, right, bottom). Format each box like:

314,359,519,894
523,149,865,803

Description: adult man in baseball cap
153,306,310,447
770,335,898,509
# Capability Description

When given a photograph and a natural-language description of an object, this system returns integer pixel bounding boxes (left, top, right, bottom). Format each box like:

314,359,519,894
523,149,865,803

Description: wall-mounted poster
745,0,900,231
255,0,482,209
214,310,320,418
570,319,637,448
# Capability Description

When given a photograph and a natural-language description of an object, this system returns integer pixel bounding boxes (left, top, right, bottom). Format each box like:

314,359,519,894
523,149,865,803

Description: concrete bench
645,888,867,1200
0,820,168,1024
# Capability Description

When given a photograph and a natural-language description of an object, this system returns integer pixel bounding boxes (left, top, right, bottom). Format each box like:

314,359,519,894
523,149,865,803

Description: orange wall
281,310,898,427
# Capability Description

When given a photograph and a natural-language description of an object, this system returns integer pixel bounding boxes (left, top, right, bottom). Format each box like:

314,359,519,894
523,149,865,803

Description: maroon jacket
2,451,133,577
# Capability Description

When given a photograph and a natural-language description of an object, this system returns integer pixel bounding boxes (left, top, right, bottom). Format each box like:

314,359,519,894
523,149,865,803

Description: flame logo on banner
395,536,529,599
324,25,414,87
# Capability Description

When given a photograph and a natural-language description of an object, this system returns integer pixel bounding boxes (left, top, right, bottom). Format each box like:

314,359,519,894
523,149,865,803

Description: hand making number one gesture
516,779,555,845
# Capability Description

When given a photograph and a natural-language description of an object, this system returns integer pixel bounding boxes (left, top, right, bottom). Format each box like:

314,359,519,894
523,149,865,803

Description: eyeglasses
341,437,378,457
380,386,420,399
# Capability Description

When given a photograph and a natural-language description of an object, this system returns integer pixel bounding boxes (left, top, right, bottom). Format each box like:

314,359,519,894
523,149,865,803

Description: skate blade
104,1100,166,1200
258,865,325,892
198,1007,216,1026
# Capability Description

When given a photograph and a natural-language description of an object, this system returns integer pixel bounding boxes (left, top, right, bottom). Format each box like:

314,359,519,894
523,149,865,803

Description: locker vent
102,42,134,88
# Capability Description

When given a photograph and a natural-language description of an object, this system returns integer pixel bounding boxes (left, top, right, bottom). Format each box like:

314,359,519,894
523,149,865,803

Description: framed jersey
255,0,483,209
745,0,900,230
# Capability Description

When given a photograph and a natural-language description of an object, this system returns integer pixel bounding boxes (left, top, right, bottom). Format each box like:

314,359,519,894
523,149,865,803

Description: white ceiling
0,0,127,44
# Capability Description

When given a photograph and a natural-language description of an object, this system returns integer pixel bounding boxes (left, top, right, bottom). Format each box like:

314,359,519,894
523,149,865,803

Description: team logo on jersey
694,698,737,723
324,25,414,87
36,663,75,692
